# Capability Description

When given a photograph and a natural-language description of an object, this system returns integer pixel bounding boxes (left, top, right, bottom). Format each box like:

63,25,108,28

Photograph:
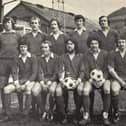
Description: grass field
0,90,126,126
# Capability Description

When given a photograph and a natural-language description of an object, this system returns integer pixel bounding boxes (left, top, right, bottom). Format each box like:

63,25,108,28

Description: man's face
30,19,40,31
90,40,99,52
20,45,28,55
75,18,84,29
118,39,126,51
99,17,109,29
4,20,13,31
51,20,59,32
66,40,75,53
41,43,50,56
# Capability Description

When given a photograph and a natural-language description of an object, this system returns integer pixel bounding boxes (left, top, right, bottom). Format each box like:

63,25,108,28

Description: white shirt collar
92,49,100,60
74,27,86,32
31,30,42,37
41,52,54,59
50,31,63,36
50,31,63,40
100,27,110,32
31,30,42,34
19,52,32,58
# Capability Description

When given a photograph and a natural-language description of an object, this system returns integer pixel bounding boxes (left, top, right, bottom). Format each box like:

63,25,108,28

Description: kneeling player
3,40,38,118
79,36,111,126
108,36,126,123
32,40,59,121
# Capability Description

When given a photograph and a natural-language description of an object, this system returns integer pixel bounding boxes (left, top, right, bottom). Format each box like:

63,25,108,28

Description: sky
3,0,126,21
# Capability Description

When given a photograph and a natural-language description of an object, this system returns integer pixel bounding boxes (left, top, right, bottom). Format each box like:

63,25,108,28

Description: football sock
90,91,94,115
55,96,65,116
33,94,46,114
17,92,23,112
4,94,11,116
83,95,90,113
74,92,82,120
25,95,32,113
49,95,55,113
103,94,110,113
112,95,119,113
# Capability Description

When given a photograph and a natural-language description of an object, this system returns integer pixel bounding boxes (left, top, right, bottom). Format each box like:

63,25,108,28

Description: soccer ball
89,69,105,88
63,77,77,90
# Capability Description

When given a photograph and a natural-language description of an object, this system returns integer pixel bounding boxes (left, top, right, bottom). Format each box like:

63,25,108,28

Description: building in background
108,7,126,34
5,1,98,35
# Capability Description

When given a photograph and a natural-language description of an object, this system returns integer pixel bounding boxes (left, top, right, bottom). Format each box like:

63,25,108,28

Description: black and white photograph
0,0,126,126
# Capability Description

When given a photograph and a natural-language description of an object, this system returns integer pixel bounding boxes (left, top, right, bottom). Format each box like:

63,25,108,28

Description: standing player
47,18,68,55
23,16,46,56
3,40,37,120
69,14,94,116
69,15,90,54
79,36,111,126
57,38,84,123
32,40,59,121
88,15,119,118
108,36,126,124
0,17,20,120
94,16,119,51
23,16,47,114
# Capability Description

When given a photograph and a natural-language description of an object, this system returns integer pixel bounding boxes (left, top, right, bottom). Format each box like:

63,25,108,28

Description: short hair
3,17,15,29
74,15,85,22
99,15,110,25
65,37,79,53
18,38,29,51
49,18,61,29
30,16,40,24
41,40,52,48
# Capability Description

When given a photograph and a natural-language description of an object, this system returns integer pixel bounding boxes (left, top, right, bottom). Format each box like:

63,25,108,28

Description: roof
108,7,126,18
23,1,75,28
6,1,98,30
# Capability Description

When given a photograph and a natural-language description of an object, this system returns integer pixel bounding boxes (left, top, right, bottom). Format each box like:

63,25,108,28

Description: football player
32,40,59,121
0,17,21,121
79,36,111,126
92,16,119,51
108,36,126,123
57,37,84,123
3,40,37,120
69,14,90,54
22,16,47,115
23,16,46,56
46,18,68,55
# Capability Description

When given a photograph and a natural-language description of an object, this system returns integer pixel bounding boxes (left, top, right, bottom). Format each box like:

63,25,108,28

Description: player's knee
104,88,110,94
4,85,14,94
49,87,55,96
111,86,120,96
32,84,41,96
103,80,110,94
32,89,39,96
26,84,34,95
25,89,32,95
56,87,62,96
112,88,120,96
77,86,83,96
111,81,120,96
83,87,90,96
